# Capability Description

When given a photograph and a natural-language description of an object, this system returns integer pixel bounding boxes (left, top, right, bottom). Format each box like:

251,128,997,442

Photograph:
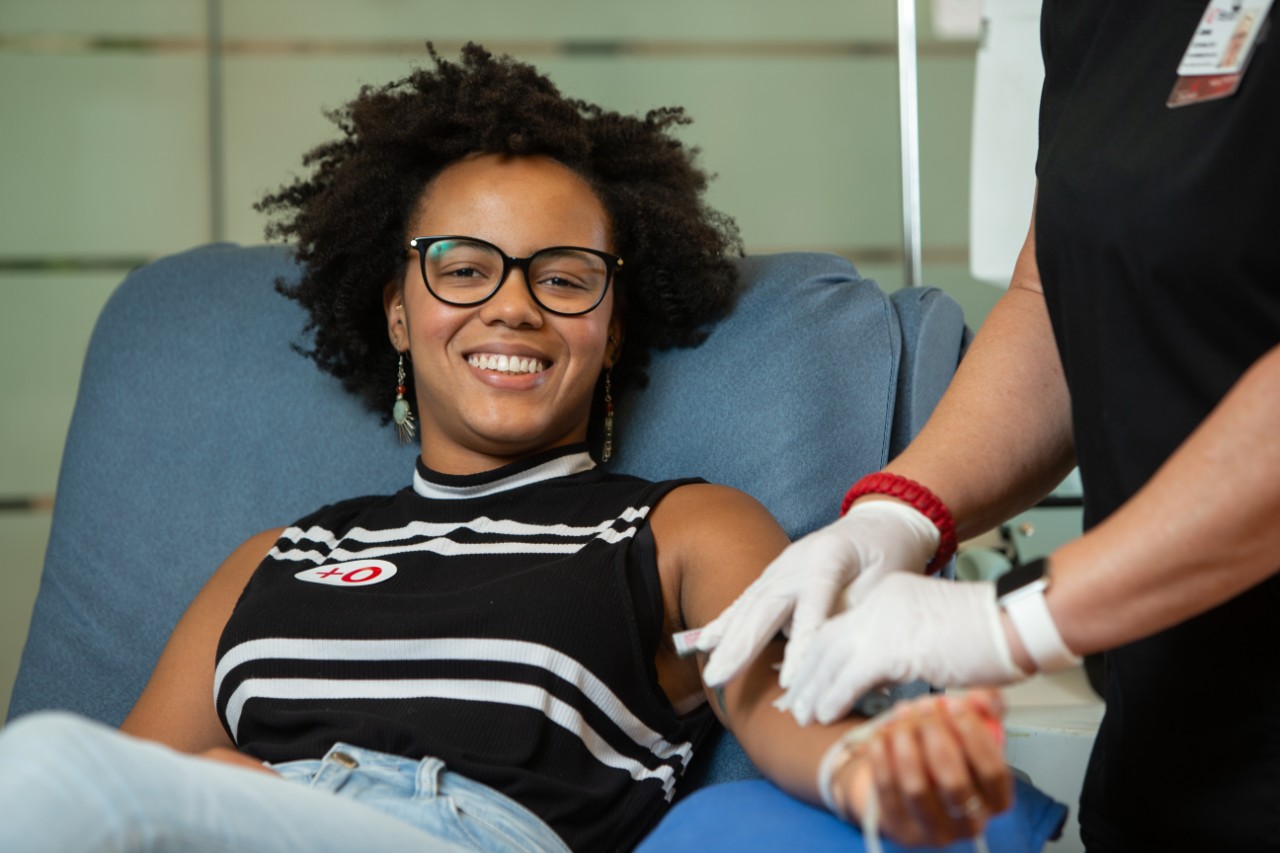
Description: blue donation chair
8,244,1064,850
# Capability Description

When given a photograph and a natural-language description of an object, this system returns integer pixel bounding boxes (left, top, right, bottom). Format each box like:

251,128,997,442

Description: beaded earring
602,369,614,463
393,353,416,444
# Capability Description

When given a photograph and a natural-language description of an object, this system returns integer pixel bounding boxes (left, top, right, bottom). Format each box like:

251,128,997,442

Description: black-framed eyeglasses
408,235,623,316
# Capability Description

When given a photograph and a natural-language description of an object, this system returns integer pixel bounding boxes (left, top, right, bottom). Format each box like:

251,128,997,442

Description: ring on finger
946,794,983,819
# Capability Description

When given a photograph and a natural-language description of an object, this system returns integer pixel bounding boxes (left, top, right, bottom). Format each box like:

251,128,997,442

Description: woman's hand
834,691,1013,847
197,746,278,775
698,501,940,689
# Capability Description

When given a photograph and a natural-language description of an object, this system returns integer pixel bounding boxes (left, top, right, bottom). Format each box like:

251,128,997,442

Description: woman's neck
418,434,590,477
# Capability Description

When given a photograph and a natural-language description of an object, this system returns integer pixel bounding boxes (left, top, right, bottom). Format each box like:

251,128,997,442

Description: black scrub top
1035,1,1280,849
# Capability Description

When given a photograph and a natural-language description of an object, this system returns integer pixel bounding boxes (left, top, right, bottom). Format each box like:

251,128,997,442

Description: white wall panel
0,54,211,257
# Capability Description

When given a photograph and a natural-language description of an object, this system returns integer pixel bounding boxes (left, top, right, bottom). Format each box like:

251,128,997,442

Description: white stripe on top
414,451,596,501
268,508,650,564
278,507,651,548
269,537,591,563
215,637,693,767
221,676,679,799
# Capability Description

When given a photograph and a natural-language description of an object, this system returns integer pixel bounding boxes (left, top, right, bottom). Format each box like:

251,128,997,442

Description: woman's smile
463,345,552,390
465,352,547,375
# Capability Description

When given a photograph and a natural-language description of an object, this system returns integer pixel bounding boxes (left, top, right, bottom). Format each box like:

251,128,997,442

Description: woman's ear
384,280,408,352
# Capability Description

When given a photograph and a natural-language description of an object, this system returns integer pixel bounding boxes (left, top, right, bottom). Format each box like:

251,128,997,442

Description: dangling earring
602,369,614,463
393,353,416,444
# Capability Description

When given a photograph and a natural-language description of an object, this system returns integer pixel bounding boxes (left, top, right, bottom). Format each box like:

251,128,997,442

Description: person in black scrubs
697,2,1280,849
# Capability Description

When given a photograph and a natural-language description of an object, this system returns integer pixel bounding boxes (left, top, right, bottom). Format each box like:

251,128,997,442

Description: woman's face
386,154,621,474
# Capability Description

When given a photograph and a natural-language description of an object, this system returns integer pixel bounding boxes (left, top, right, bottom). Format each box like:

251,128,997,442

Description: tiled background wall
1,0,1011,718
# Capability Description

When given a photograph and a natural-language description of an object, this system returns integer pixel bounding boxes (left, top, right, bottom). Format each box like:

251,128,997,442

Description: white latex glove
775,572,1026,726
697,501,940,689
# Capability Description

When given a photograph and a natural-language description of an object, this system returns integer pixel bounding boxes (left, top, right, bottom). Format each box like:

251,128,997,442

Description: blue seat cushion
639,778,1067,852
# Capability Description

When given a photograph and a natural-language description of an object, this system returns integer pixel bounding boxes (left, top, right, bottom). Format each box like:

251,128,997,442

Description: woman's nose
479,266,543,328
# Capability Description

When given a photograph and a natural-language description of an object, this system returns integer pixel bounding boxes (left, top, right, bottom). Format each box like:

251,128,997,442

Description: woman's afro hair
257,42,743,421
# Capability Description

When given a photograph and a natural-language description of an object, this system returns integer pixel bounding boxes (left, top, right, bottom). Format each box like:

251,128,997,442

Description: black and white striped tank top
214,445,713,851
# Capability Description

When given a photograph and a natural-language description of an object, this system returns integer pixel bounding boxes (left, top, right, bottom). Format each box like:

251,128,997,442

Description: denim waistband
286,743,572,853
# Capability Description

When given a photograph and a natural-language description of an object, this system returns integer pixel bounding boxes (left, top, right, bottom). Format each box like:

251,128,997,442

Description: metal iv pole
897,0,923,287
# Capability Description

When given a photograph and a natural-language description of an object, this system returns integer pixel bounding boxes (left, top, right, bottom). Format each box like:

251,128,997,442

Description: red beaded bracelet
841,472,956,575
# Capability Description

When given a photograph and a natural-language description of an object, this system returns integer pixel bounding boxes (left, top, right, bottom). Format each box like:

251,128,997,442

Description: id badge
1168,0,1274,107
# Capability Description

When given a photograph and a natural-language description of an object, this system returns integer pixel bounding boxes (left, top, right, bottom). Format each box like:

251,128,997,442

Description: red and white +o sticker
295,559,397,587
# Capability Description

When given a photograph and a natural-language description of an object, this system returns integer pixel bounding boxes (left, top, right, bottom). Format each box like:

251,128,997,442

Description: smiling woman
0,43,1020,853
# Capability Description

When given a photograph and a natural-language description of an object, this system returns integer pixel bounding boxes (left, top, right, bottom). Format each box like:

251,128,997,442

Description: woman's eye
443,265,484,279
540,276,589,291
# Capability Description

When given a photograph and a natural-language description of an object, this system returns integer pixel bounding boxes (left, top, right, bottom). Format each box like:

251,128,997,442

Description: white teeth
467,353,546,374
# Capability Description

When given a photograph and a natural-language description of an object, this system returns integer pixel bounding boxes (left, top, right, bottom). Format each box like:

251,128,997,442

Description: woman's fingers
865,733,929,846
889,705,958,840
834,693,1013,847
944,693,1014,814
859,695,1012,846
919,703,991,838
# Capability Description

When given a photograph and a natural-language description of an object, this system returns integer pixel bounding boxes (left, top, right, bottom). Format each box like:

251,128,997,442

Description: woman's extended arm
120,528,282,764
651,486,1011,846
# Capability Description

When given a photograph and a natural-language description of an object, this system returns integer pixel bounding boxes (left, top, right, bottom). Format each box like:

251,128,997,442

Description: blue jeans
0,711,571,852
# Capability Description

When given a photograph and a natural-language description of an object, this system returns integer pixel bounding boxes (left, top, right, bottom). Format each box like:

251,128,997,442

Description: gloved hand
698,501,941,689
775,572,1027,725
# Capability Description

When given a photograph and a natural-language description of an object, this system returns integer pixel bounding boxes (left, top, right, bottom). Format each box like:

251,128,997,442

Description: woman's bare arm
120,528,282,756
